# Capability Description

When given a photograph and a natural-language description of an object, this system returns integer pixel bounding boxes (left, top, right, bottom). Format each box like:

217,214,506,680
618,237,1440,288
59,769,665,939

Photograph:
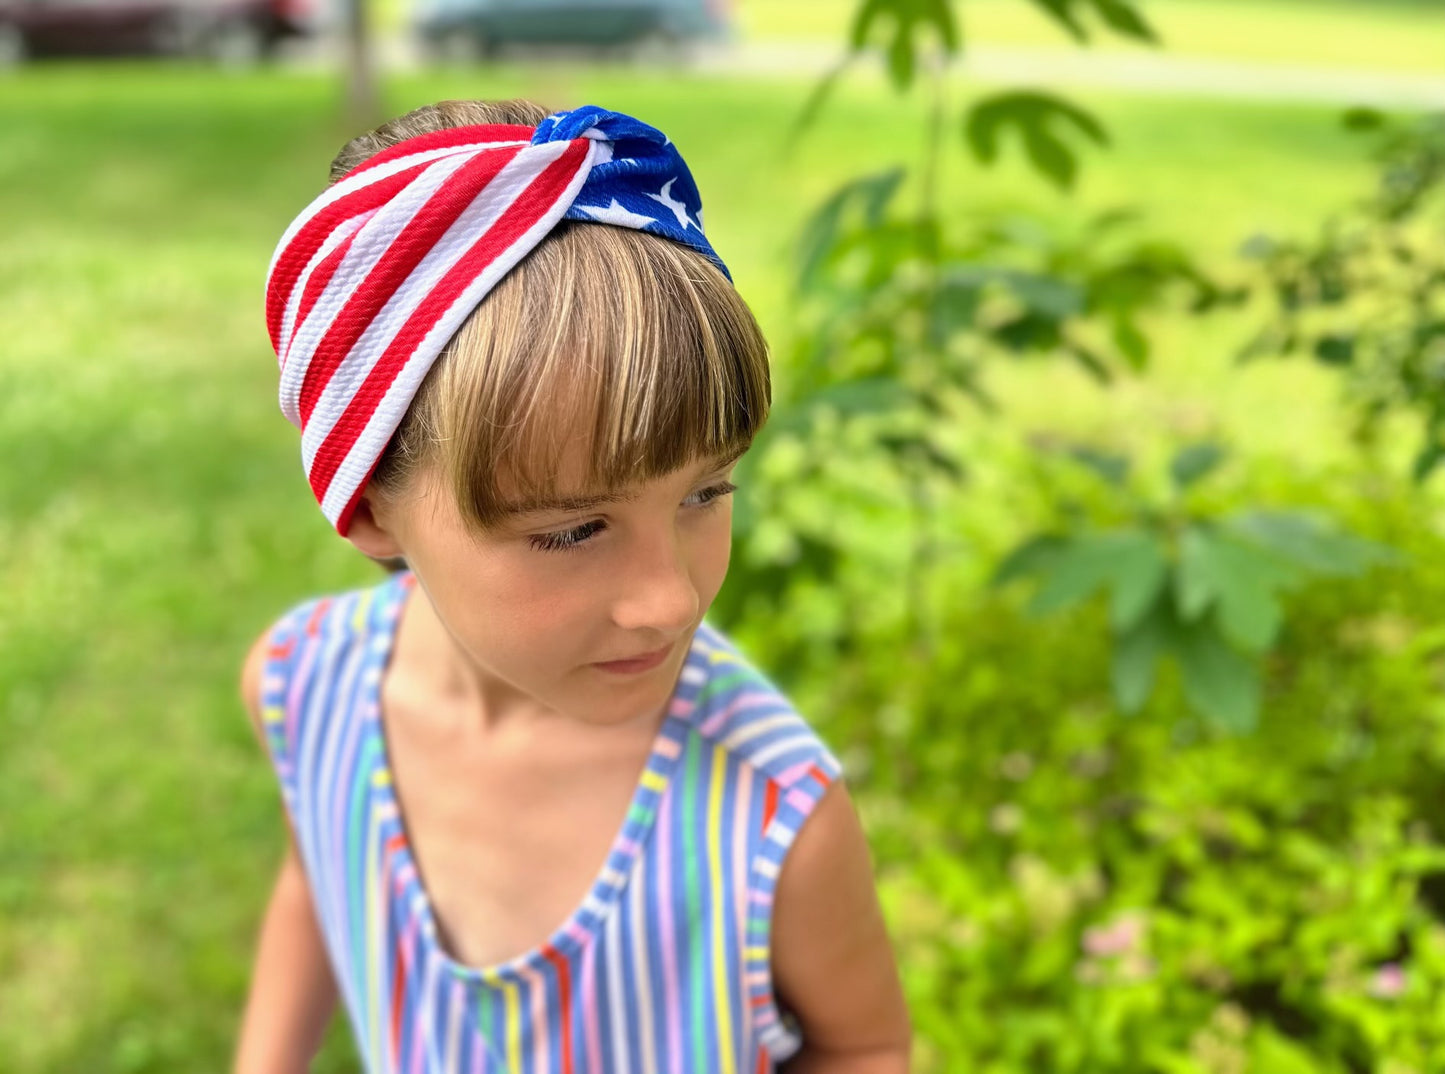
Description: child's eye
684,480,737,509
529,519,605,554
527,482,738,554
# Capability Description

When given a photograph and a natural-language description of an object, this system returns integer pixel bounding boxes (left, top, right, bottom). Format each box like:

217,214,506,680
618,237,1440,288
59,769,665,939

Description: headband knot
264,104,728,535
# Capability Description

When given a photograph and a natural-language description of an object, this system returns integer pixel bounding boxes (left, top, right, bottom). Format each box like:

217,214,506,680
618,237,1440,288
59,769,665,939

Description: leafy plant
992,442,1395,731
1241,109,1445,480
717,180,1235,667
793,0,1158,190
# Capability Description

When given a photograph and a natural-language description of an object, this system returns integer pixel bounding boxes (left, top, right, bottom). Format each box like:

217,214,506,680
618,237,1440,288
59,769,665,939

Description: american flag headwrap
263,104,731,536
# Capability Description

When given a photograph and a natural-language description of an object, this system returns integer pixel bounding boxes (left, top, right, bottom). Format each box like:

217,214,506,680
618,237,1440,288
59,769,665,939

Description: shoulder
688,620,844,789
769,778,912,1057
237,571,404,744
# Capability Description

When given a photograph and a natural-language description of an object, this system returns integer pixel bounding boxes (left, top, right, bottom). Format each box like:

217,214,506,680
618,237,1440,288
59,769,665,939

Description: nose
610,524,699,637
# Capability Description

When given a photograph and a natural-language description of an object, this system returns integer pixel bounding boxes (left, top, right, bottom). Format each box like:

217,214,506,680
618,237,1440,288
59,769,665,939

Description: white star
575,198,658,229
645,178,695,231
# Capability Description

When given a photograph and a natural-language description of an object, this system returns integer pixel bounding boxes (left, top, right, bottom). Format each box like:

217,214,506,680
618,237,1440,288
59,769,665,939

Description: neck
391,573,559,740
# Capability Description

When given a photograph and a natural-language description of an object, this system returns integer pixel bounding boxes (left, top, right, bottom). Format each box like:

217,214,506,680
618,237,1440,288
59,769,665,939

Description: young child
234,97,911,1074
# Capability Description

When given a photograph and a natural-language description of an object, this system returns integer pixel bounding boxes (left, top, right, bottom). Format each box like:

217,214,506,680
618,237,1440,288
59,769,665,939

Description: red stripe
282,225,365,371
311,137,591,515
542,943,575,1073
266,160,434,350
390,940,406,1070
304,597,331,636
268,638,295,660
762,780,778,834
756,1046,770,1074
807,764,832,788
295,143,526,427
335,123,537,184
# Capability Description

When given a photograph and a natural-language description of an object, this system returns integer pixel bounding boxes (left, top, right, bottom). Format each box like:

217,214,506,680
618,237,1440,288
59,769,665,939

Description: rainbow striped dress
258,567,844,1074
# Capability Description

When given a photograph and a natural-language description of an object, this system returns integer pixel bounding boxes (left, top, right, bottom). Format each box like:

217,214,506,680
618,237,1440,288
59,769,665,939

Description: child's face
352,436,740,729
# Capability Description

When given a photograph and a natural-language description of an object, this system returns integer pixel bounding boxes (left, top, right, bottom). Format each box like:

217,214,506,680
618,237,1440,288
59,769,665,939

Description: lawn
0,36,1428,1071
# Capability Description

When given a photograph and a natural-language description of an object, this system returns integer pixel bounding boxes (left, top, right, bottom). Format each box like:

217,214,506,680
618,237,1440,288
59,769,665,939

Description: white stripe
627,850,658,1073
719,713,797,754
298,138,571,469
278,149,478,425
276,211,373,377
769,821,798,851
604,878,632,1073
747,735,814,771
316,139,598,524
265,137,531,284
443,974,464,1071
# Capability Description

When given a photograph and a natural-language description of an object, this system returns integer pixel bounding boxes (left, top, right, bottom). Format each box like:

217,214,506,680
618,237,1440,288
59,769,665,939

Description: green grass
735,0,1445,74
0,59,1414,1069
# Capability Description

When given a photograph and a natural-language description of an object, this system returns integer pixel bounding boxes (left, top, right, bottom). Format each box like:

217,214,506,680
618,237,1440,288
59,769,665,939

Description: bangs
377,220,771,531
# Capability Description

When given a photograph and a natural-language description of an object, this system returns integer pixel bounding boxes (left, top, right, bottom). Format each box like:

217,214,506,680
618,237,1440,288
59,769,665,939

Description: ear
341,491,407,561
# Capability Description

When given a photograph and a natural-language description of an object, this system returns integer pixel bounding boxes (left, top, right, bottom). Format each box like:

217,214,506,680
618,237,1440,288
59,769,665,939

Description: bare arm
232,629,340,1074
771,780,912,1073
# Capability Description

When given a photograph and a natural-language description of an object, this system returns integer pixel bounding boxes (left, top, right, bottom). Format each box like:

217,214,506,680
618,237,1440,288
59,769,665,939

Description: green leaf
1225,510,1395,576
1025,530,1163,621
795,168,907,291
1175,622,1260,733
1313,333,1355,366
1005,272,1086,319
1341,106,1387,132
1026,535,1119,616
1175,527,1216,620
1088,0,1158,43
964,91,1109,191
1021,0,1088,43
1169,442,1227,490
992,534,1067,588
1250,1027,1323,1074
1113,598,1167,712
1109,534,1168,630
1065,445,1130,488
848,0,960,91
1065,342,1113,384
1022,124,1079,189
1414,440,1445,483
1111,313,1148,369
1177,528,1291,650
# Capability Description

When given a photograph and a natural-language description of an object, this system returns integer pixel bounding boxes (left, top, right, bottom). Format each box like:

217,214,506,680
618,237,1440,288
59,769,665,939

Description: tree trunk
342,0,380,128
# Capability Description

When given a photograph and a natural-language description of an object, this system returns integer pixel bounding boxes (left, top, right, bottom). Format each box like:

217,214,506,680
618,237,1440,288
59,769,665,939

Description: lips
592,643,672,672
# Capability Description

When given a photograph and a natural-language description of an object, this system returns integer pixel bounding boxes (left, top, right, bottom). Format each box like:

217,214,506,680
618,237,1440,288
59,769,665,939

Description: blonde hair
328,98,772,533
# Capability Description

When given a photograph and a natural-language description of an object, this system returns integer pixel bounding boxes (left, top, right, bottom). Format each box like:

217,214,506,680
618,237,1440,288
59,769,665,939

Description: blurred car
413,0,732,62
0,0,315,64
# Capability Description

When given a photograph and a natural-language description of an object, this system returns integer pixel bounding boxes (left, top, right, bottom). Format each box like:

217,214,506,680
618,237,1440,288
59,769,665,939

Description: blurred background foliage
4,0,1445,1071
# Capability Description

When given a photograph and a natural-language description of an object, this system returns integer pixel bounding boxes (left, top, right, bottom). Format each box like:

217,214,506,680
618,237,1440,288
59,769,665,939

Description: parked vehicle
413,0,732,62
0,0,315,64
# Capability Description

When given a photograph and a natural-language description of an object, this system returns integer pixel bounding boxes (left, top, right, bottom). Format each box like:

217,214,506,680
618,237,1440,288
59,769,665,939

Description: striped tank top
258,567,844,1074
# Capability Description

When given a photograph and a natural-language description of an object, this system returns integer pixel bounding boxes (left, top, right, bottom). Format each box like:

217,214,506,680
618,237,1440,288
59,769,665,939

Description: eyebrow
500,446,747,517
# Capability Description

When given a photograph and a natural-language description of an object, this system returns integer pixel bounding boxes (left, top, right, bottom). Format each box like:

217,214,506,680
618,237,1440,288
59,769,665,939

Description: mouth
591,643,673,674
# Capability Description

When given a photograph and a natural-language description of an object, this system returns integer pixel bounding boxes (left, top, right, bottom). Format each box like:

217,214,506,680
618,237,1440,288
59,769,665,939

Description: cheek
694,506,734,603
